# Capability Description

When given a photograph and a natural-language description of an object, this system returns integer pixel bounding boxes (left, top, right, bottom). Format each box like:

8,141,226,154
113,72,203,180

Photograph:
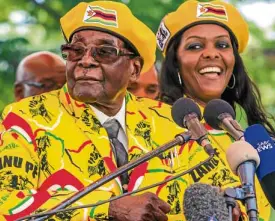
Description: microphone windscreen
203,99,236,130
244,124,275,180
171,98,201,128
183,183,230,221
226,141,260,175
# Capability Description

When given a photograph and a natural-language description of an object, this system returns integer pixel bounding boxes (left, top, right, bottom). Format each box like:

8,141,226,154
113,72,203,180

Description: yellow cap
156,0,249,55
60,1,155,73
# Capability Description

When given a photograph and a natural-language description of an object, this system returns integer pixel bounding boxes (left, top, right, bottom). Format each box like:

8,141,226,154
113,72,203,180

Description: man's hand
109,192,171,221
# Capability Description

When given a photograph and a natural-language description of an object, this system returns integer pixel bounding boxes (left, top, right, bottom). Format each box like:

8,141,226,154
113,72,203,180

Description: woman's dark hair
159,28,275,135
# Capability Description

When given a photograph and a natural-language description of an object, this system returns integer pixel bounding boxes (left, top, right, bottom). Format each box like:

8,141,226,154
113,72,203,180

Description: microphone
226,140,260,221
244,124,275,209
172,98,215,156
183,183,230,221
203,99,244,141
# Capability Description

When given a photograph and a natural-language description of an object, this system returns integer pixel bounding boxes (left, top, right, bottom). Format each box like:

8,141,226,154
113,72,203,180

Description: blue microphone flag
244,124,275,180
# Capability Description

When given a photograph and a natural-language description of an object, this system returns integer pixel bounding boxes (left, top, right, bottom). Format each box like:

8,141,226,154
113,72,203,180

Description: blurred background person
14,51,66,101
127,64,159,99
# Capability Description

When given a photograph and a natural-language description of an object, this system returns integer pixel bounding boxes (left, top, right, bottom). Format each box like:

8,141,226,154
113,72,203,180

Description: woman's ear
130,57,143,82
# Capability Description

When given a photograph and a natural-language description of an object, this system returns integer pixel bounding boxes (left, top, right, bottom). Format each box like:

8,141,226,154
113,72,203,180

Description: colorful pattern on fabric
0,86,189,220
197,3,228,21
0,85,273,220
83,5,118,27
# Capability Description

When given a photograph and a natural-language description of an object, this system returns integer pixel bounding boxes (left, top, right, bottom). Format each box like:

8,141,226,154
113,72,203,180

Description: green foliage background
1,0,275,115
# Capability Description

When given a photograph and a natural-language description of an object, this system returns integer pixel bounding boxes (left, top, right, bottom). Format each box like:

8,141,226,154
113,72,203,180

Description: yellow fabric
195,102,273,221
0,85,189,220
156,0,249,54
0,86,273,220
60,1,155,73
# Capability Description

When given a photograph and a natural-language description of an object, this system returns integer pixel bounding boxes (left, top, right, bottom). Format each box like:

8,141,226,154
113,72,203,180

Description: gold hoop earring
227,74,236,89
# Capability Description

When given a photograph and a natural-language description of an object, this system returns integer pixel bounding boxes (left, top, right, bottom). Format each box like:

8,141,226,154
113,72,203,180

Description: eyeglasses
21,79,64,90
61,43,136,64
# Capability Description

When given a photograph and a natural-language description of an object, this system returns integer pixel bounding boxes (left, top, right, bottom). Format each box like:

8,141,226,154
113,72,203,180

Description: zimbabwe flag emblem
83,5,118,28
197,3,228,21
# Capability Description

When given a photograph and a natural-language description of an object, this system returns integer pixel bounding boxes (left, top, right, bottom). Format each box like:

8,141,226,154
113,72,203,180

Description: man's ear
130,57,143,82
14,82,24,101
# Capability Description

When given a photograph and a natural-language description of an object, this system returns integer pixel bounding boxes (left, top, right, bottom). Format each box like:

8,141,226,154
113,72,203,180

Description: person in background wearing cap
127,64,160,99
156,0,275,220
14,51,66,101
0,1,196,221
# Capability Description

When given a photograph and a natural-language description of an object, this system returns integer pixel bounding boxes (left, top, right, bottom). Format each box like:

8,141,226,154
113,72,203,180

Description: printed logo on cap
197,3,228,21
83,5,118,28
156,21,171,51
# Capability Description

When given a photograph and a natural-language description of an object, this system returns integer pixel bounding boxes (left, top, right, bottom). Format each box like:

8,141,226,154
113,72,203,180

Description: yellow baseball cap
156,0,249,55
60,1,155,73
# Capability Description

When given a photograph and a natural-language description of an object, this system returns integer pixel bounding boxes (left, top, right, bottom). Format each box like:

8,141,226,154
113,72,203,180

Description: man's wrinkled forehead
71,29,125,47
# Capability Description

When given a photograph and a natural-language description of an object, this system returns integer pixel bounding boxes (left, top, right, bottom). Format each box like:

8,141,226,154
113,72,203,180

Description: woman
157,0,275,135
156,0,275,220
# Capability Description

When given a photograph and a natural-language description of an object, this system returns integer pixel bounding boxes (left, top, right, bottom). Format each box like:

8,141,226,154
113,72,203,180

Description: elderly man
0,1,190,221
127,64,160,99
14,51,66,101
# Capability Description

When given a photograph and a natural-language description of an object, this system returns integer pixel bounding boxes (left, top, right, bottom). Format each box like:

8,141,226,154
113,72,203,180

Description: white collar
90,99,126,133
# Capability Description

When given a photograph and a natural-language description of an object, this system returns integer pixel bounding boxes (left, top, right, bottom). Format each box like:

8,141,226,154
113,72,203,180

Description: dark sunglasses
21,79,64,90
61,43,136,63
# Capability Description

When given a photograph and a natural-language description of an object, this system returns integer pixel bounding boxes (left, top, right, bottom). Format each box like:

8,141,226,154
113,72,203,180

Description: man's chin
71,90,99,104
68,84,103,103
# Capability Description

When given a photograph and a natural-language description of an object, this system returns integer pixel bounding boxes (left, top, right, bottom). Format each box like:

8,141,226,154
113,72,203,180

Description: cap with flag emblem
197,3,228,21
156,0,249,55
83,5,118,27
60,1,155,73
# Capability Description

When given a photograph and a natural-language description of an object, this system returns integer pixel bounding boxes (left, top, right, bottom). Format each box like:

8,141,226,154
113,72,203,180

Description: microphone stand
224,186,258,221
224,187,237,221
28,131,191,221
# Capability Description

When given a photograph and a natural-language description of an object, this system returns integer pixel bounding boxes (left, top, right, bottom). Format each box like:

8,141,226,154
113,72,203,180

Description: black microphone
244,124,275,209
226,140,260,221
183,183,230,221
172,97,215,156
203,99,244,141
